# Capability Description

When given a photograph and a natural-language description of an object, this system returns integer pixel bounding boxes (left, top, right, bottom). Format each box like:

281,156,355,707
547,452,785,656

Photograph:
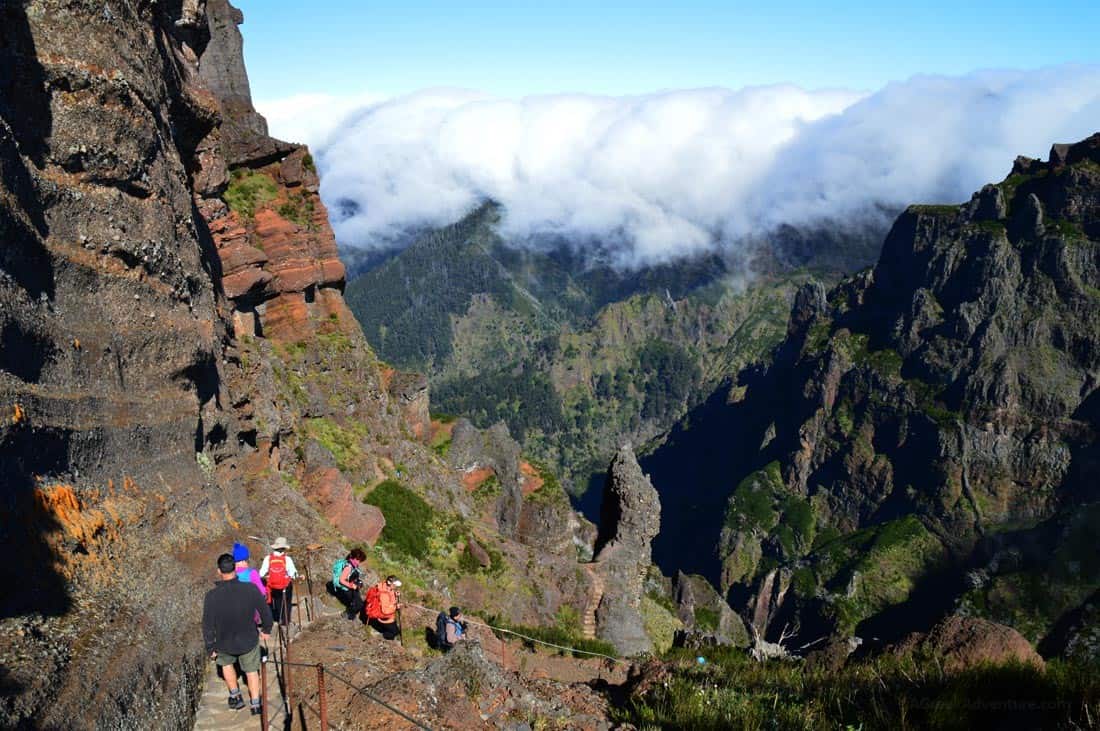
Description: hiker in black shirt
202,553,274,715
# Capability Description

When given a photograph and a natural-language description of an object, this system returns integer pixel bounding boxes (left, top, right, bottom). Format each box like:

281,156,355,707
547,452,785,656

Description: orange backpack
267,553,290,591
365,583,382,620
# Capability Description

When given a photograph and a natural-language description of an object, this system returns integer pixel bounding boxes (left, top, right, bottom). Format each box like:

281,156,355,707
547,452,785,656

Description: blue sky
236,0,1100,101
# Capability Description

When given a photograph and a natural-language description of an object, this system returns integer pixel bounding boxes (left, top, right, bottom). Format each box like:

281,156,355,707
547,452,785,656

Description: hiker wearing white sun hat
260,537,298,626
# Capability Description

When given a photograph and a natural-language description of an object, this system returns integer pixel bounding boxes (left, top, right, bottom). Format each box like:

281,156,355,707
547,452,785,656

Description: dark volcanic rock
199,0,297,165
674,571,749,647
592,445,661,655
646,132,1100,654
0,1,239,726
0,1,399,726
448,419,525,537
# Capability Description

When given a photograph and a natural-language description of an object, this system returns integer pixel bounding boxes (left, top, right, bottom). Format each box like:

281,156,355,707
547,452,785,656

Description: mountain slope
345,204,869,491
645,134,1100,654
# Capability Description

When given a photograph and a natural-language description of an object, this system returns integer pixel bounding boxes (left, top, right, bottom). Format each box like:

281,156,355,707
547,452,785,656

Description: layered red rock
303,466,385,546
206,146,351,341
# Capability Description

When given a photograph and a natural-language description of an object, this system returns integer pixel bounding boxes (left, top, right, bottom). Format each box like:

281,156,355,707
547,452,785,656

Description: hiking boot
227,694,245,710
250,702,262,716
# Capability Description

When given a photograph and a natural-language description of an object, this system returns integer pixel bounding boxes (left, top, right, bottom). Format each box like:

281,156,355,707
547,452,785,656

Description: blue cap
232,541,250,562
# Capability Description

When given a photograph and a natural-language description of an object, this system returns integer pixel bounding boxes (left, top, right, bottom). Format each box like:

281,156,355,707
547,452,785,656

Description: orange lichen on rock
223,504,242,531
31,483,135,578
380,366,396,391
462,466,496,493
519,461,545,496
12,403,26,424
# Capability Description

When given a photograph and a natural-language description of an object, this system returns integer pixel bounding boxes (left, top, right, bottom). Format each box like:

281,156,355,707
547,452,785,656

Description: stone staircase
580,562,605,640
192,594,340,731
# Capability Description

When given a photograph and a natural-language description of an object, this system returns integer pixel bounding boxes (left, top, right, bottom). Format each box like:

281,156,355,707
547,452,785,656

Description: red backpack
365,584,382,620
267,553,290,591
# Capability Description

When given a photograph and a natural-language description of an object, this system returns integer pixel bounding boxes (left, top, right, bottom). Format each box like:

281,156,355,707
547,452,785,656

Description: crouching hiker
203,553,274,716
260,537,297,627
332,548,366,620
436,606,469,651
365,575,402,640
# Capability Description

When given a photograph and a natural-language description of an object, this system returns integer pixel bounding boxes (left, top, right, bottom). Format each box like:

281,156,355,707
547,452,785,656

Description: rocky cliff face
1,7,613,726
0,2,254,726
592,445,661,655
646,134,1100,657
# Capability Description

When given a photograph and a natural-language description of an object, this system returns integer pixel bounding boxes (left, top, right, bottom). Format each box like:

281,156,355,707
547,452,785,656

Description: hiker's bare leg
221,663,239,693
245,670,260,701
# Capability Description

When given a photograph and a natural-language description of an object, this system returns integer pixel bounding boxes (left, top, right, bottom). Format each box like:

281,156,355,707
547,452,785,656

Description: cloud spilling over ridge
302,66,1100,266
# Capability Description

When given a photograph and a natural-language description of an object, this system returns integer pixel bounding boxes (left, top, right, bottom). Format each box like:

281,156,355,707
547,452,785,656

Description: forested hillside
345,203,874,491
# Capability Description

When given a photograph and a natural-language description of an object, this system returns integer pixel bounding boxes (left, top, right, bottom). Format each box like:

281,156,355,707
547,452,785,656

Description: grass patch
725,462,784,533
810,516,947,634
694,606,720,632
363,480,434,558
616,646,1099,731
224,168,278,220
277,190,316,229
485,616,618,659
473,473,501,502
302,417,366,471
642,595,683,653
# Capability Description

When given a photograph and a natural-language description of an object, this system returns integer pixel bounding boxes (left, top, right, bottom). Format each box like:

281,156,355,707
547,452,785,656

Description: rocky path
580,562,605,640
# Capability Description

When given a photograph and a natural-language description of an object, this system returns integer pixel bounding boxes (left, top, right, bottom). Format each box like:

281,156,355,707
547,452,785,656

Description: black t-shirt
202,578,274,655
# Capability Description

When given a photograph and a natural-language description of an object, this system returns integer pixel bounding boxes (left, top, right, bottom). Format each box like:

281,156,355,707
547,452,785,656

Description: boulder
900,616,1044,673
465,535,492,568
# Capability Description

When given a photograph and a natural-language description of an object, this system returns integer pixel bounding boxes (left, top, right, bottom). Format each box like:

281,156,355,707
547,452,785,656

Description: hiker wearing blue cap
233,542,268,601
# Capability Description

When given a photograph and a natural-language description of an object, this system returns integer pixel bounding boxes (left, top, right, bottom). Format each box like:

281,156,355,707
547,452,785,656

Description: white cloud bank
291,67,1100,266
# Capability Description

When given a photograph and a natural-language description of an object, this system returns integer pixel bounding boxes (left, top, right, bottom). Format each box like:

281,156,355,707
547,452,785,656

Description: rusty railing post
317,664,328,729
295,584,303,628
285,636,293,723
304,545,320,623
260,650,269,729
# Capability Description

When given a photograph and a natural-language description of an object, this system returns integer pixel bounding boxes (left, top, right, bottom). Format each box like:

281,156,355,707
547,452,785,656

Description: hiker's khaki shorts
215,642,261,673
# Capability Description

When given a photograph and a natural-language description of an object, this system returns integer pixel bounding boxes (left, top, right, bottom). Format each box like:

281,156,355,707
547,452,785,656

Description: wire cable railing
229,545,629,730
249,592,436,731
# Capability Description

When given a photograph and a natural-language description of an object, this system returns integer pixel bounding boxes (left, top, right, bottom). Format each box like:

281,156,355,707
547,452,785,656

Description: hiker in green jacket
331,548,366,620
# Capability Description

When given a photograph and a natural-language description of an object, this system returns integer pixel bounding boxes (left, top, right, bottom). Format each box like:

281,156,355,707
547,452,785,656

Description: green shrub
276,191,316,228
363,480,433,558
457,544,483,573
694,606,720,632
